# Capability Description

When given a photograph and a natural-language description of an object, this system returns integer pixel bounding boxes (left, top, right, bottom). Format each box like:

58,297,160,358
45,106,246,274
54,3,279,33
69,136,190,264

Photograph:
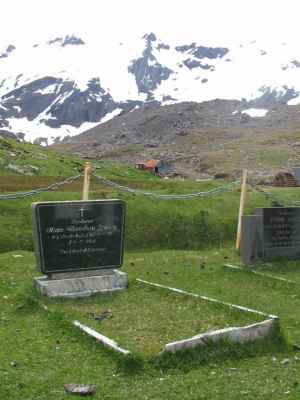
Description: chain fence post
82,162,92,200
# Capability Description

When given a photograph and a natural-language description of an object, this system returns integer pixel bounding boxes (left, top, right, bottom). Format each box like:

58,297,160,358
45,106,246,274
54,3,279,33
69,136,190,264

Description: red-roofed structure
136,159,169,175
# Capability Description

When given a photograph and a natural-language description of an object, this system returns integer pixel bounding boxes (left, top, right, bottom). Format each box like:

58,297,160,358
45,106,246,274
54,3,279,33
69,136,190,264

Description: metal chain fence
0,170,299,205
92,173,240,200
0,174,83,200
0,172,240,201
248,181,300,207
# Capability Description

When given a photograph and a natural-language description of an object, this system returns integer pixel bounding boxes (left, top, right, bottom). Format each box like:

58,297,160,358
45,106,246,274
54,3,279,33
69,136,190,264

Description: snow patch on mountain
6,117,93,145
241,108,269,117
35,83,61,95
100,108,122,123
5,107,122,146
0,36,144,101
288,96,300,105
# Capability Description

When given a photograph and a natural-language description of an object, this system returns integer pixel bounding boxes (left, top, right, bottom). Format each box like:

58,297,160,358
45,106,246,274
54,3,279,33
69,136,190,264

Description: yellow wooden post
82,162,92,201
236,169,248,250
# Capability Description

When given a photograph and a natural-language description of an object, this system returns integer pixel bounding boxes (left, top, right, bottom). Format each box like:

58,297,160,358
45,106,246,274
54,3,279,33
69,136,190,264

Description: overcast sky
1,0,300,48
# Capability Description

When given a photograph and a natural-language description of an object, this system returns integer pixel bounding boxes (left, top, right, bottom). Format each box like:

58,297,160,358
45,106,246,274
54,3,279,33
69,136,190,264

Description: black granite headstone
261,207,300,259
32,200,126,274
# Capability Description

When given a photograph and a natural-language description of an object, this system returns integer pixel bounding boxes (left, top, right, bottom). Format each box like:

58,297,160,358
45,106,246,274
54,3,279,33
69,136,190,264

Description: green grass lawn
1,248,300,400
60,282,265,357
0,136,160,180
0,178,277,253
3,172,300,398
226,258,300,284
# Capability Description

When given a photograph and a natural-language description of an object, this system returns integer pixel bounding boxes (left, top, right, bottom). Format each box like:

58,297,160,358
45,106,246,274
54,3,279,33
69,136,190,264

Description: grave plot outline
137,280,278,354
72,279,279,356
32,200,126,274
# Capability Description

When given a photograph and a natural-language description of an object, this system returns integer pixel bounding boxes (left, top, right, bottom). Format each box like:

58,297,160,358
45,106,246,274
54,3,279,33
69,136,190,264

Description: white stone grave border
136,278,279,354
72,278,279,357
73,320,131,355
224,263,298,285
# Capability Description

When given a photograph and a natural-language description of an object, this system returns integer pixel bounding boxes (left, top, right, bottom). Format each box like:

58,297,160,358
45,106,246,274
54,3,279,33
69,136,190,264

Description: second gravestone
32,200,127,297
241,207,300,264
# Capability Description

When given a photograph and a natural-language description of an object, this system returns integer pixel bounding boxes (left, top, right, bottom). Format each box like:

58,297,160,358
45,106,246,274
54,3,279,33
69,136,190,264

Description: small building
213,172,232,181
136,159,170,175
293,167,300,184
273,170,298,187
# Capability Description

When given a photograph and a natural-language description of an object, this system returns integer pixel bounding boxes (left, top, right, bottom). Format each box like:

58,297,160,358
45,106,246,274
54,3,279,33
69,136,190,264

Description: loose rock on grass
64,384,96,396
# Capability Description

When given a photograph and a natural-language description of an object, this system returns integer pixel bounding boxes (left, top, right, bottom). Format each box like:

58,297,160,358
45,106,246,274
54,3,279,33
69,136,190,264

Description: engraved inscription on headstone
263,207,300,259
241,207,300,264
32,200,126,274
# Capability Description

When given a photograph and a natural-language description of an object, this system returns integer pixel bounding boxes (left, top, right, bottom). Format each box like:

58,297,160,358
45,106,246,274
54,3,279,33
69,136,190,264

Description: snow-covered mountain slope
1,33,300,145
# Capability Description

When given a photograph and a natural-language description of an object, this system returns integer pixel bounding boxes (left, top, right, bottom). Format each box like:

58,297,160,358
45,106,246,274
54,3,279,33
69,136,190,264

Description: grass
1,175,300,253
1,248,299,400
0,184,241,253
3,159,300,398
59,282,265,357
0,136,84,177
0,136,158,180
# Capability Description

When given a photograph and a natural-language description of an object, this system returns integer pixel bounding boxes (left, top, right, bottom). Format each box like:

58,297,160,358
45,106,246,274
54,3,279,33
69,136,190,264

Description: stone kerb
163,319,277,353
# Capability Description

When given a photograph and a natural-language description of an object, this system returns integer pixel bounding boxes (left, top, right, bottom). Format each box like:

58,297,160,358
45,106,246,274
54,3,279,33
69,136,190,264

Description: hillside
0,136,84,177
55,100,300,179
0,135,161,196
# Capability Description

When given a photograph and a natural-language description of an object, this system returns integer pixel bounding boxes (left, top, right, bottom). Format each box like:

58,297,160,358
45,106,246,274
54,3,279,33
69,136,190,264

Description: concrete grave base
34,269,128,298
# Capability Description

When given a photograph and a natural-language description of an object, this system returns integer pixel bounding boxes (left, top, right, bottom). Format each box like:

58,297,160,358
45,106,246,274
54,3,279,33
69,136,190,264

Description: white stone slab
136,278,277,318
34,270,128,298
164,319,277,353
224,263,297,284
73,320,130,355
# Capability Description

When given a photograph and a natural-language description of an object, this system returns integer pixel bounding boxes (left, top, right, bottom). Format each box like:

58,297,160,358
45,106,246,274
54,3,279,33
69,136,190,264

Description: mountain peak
0,44,16,59
1,35,300,147
6,45,16,53
175,42,229,59
62,35,85,46
47,35,85,47
143,33,157,43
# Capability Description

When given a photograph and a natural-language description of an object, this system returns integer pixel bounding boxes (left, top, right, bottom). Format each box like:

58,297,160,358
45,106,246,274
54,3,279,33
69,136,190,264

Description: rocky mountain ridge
55,99,300,179
1,33,300,145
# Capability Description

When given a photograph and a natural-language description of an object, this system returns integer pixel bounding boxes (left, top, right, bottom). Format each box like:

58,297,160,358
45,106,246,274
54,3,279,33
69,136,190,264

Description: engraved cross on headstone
79,206,86,219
